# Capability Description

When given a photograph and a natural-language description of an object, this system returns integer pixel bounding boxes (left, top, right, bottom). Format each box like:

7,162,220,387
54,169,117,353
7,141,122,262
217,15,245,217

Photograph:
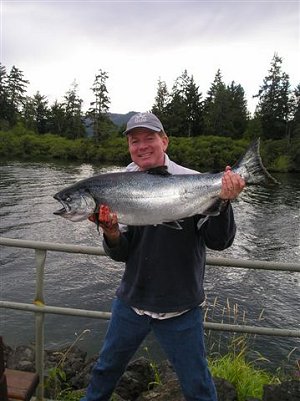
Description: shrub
0,127,299,172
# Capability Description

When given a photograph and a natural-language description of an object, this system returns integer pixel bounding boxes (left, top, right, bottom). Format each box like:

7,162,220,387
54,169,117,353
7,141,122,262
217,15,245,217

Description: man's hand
219,166,245,200
89,205,120,245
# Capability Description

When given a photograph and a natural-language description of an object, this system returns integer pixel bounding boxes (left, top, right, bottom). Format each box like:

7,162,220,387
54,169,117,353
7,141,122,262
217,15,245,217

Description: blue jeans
81,298,217,401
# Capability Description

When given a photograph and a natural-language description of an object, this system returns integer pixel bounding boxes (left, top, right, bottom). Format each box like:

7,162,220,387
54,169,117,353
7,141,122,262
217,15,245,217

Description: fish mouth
53,192,95,222
53,206,67,216
53,195,71,216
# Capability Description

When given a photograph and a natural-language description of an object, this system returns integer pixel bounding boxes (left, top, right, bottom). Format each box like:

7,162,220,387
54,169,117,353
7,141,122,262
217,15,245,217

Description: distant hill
83,112,137,137
108,111,137,127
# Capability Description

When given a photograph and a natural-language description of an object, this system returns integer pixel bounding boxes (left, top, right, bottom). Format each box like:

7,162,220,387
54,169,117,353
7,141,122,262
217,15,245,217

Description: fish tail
233,139,279,185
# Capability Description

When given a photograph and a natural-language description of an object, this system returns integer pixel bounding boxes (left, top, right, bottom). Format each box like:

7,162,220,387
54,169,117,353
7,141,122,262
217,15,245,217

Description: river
0,161,299,373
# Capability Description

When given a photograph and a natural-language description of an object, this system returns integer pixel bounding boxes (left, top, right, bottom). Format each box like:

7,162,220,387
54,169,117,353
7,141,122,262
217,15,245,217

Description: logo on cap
134,113,148,123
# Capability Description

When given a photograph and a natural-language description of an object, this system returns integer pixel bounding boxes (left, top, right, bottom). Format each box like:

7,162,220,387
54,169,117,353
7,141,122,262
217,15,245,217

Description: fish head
53,188,97,222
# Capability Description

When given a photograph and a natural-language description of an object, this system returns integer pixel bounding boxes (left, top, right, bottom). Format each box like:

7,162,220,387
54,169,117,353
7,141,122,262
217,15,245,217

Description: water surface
0,162,299,372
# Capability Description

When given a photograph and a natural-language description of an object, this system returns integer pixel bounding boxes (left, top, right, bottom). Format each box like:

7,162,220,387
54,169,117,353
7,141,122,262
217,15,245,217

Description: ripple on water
0,162,299,369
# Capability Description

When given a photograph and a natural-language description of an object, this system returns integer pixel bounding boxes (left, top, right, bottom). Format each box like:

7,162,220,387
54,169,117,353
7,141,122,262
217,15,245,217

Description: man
81,112,245,401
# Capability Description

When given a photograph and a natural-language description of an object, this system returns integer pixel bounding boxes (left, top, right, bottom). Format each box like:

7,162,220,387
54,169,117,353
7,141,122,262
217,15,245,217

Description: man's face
127,128,169,171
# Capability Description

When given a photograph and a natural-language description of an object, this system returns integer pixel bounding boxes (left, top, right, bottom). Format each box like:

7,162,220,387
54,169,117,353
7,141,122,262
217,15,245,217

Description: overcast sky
1,0,299,115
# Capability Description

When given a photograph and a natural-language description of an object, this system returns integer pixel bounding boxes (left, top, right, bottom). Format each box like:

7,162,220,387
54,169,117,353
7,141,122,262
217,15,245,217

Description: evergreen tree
290,84,300,138
185,75,203,136
152,78,170,126
23,92,49,134
34,92,49,134
165,90,186,136
87,69,111,141
0,63,11,129
244,115,263,140
203,70,248,138
48,100,67,136
203,69,230,136
22,96,36,132
227,81,249,138
63,80,85,139
254,53,291,139
166,70,203,136
6,66,29,126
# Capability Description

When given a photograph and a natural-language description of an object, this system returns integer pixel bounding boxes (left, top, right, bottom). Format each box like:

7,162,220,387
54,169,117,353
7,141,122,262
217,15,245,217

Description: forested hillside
1,53,299,171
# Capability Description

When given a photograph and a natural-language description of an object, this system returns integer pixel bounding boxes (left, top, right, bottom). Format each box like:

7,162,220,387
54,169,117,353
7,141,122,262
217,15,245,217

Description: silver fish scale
54,139,277,226
87,172,223,225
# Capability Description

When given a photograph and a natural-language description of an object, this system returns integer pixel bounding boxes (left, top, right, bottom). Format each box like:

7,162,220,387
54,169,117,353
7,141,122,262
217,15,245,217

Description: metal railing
1,236,300,400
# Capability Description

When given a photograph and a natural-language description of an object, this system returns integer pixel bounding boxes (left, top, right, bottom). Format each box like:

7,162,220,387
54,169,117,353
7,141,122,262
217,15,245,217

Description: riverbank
2,341,299,401
1,126,299,172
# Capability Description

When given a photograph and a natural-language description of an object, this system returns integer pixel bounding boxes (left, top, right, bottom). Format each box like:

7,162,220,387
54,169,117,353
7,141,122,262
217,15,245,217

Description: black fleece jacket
103,204,236,313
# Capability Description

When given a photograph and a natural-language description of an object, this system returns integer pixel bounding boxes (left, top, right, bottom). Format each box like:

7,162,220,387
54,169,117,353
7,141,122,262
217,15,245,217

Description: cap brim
123,125,161,135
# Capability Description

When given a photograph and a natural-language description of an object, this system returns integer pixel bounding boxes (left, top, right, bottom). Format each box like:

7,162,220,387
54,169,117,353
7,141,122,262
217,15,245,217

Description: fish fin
197,216,209,230
161,221,183,230
146,166,171,176
91,210,101,234
233,138,279,186
96,222,101,234
201,198,224,216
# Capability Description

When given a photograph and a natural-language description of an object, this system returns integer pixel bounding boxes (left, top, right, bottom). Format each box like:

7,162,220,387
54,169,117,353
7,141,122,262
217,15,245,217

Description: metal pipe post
34,249,47,401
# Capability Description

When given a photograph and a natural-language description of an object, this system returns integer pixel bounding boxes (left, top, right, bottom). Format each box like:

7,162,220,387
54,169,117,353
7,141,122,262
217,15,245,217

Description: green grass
55,352,281,401
203,298,286,400
57,389,84,401
46,299,296,400
209,350,280,400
